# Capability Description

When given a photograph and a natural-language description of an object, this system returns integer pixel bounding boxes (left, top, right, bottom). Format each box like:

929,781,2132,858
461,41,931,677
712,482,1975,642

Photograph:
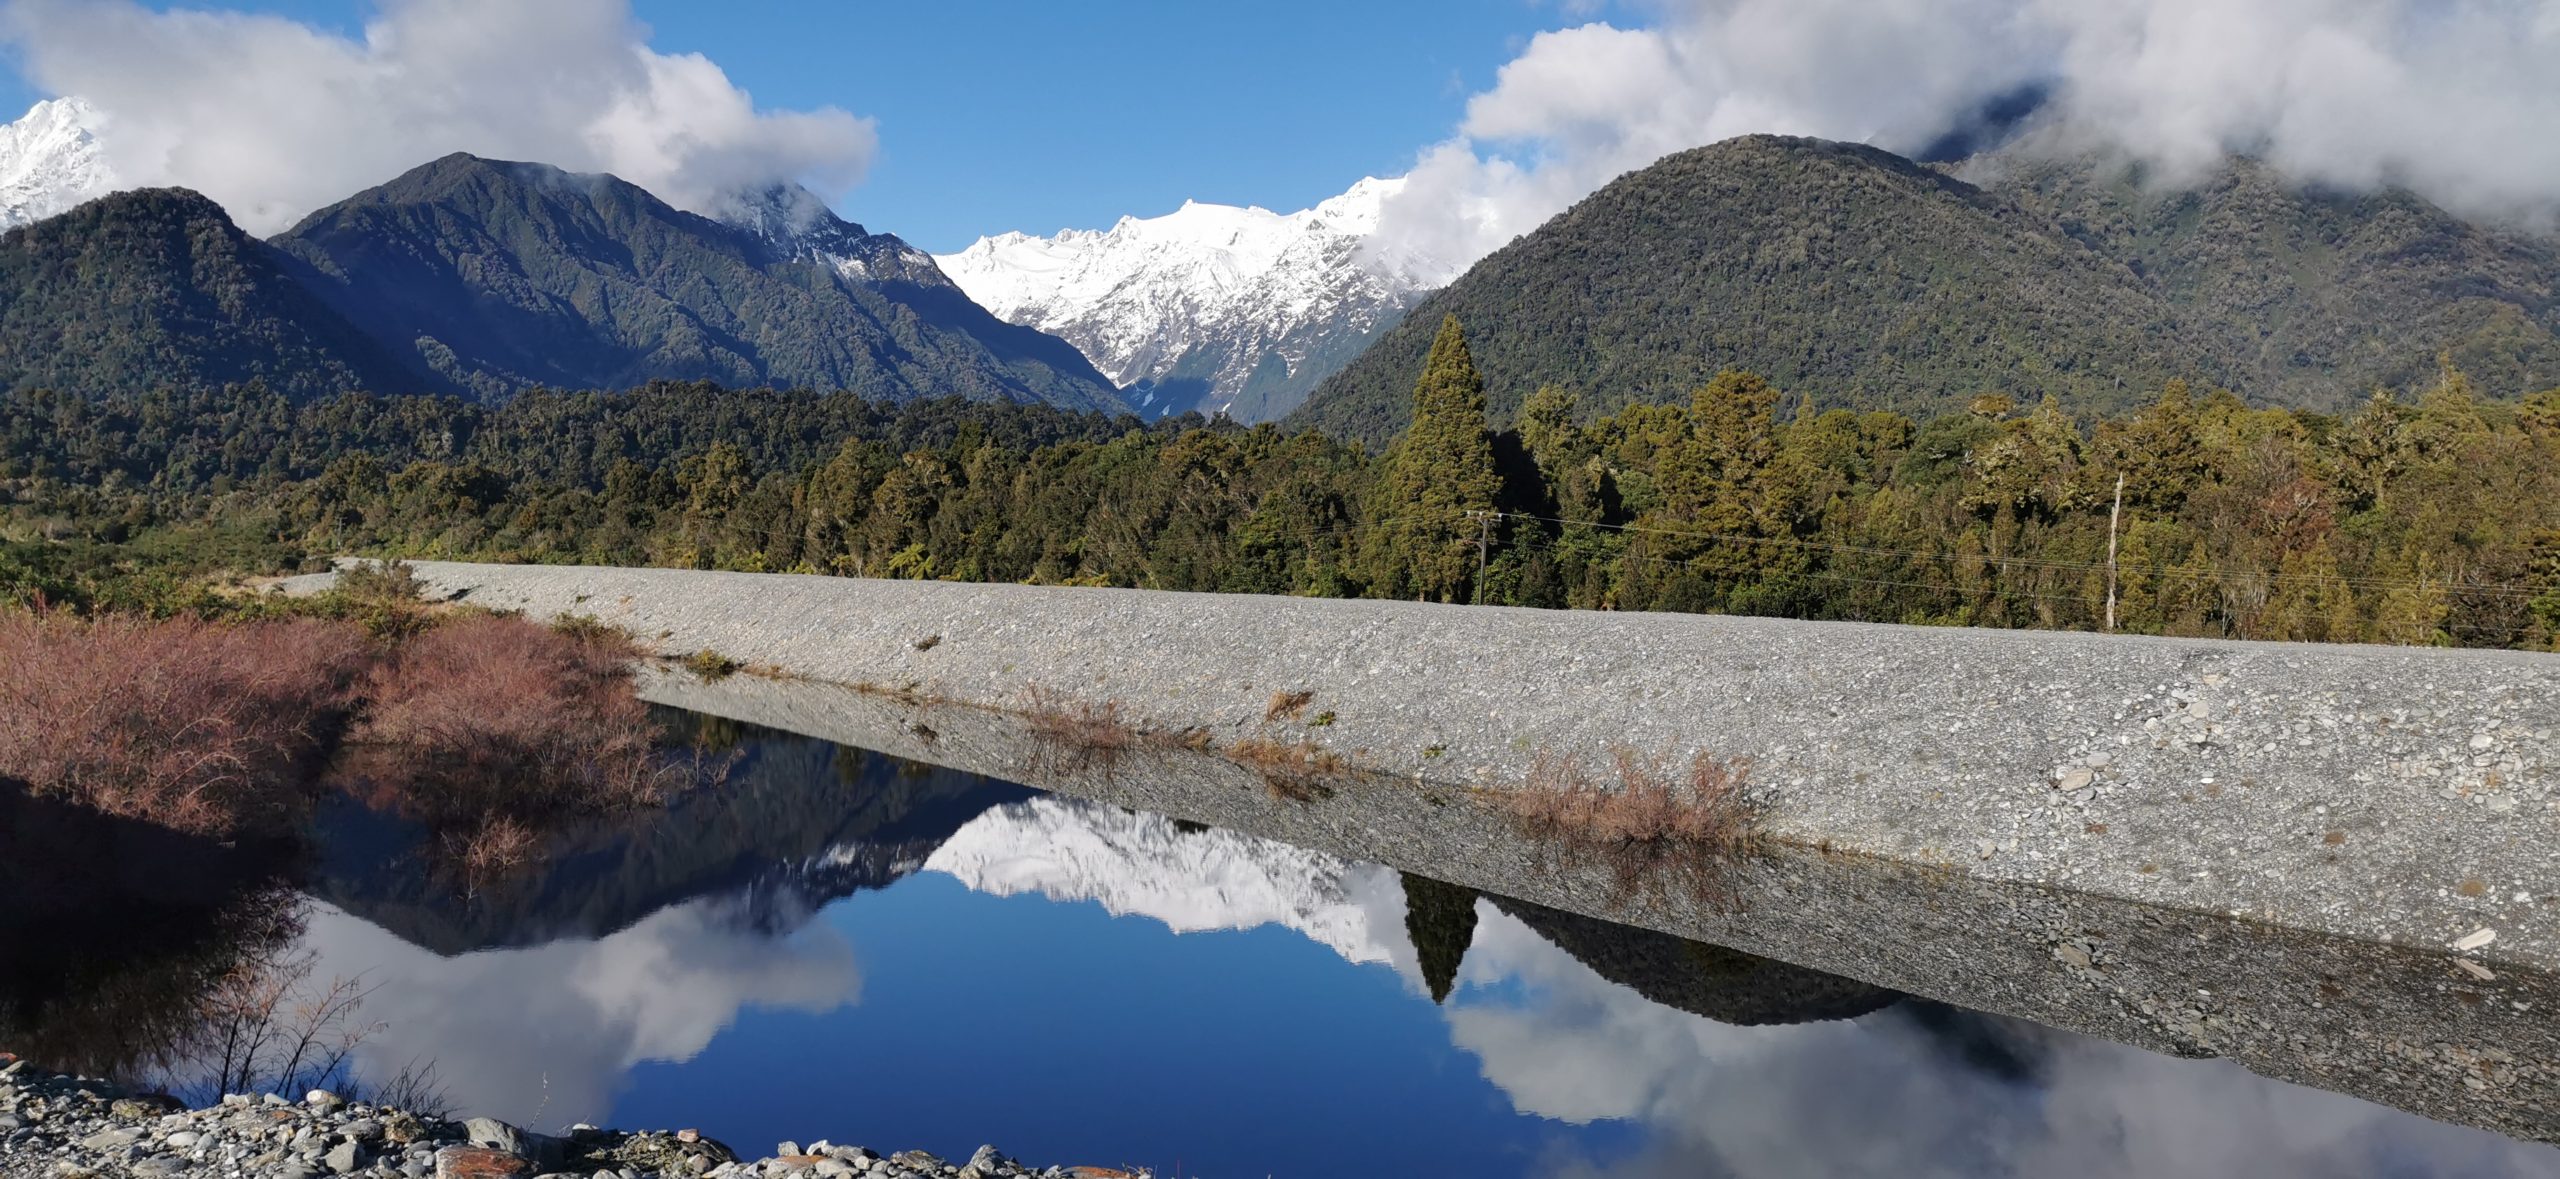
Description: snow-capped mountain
935,177,1441,422
924,797,1417,970
0,97,117,228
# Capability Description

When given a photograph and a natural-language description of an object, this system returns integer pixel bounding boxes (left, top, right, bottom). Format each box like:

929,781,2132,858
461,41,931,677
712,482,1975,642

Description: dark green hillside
1296,136,2212,442
0,188,422,401
271,154,1126,411
1980,154,2560,410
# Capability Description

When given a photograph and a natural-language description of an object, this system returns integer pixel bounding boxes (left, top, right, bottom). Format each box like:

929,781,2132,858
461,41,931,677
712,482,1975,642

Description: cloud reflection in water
297,895,859,1130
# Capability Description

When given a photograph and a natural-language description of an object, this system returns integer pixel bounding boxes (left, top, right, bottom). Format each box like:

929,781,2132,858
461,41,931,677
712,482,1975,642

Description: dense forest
4,315,2556,650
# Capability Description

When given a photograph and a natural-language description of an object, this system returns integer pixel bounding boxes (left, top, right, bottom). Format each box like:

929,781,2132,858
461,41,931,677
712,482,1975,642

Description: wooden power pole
1472,511,1491,606
2105,472,2126,632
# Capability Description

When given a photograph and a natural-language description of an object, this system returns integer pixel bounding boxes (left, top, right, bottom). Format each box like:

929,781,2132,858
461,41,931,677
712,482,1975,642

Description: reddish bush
343,614,674,824
0,615,371,837
1506,748,1758,902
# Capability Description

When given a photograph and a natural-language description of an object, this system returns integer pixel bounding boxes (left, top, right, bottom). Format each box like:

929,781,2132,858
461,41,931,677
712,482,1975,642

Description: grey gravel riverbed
0,1057,1139,1179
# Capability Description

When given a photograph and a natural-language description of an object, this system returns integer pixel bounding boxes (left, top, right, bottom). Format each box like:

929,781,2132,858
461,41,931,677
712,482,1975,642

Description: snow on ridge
0,97,118,228
933,175,1439,421
924,796,1410,968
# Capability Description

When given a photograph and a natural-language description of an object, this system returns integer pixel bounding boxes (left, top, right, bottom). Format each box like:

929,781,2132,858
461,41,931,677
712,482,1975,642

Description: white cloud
1442,904,2559,1178
1375,0,2560,282
0,0,877,233
295,897,860,1130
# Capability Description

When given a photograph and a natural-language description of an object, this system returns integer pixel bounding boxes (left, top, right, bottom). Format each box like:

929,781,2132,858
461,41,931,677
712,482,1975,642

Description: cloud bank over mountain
1376,0,2560,281
0,0,876,233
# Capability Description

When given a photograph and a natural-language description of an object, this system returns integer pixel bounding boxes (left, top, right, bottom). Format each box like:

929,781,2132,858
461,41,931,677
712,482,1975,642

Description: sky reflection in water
286,726,2560,1179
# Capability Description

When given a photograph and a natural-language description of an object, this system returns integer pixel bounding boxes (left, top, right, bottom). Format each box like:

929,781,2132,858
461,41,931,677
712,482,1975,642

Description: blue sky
0,1,1609,252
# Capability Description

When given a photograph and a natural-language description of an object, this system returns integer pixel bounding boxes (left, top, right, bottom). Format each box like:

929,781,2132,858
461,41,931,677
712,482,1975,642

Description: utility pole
1472,511,1492,606
2105,471,2126,632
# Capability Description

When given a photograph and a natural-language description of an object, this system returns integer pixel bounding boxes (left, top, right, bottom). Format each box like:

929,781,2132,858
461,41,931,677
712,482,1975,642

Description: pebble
0,1060,1114,1179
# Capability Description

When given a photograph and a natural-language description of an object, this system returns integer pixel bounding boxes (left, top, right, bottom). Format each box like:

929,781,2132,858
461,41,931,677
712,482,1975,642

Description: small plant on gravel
549,612,622,643
324,559,436,639
1264,689,1315,722
681,649,742,680
1505,747,1758,904
1021,686,1138,777
1227,736,1350,803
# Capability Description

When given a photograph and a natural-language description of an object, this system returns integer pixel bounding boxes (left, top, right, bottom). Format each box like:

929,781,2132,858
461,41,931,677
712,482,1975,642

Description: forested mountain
0,188,420,402
1976,154,2560,409
1297,136,2210,440
1296,135,2560,442
0,132,1129,412
272,154,1126,411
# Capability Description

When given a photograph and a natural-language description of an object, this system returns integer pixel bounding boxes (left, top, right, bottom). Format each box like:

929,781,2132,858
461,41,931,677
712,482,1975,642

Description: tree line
5,316,2556,649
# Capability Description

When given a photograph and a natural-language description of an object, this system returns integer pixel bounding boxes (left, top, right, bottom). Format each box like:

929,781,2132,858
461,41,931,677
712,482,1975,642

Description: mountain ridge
936,177,1436,421
272,152,1127,409
0,187,425,403
0,99,1129,411
1294,135,2222,441
1295,134,2560,442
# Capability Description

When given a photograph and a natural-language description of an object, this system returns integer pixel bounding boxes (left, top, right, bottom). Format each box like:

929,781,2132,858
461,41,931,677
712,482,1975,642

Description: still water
13,711,2560,1177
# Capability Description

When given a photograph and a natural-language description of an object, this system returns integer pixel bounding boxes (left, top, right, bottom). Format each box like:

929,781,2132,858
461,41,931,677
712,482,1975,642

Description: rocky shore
0,1057,1141,1179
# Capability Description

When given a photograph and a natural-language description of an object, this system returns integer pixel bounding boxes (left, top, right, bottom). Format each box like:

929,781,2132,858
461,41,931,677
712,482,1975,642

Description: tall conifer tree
1364,315,1499,601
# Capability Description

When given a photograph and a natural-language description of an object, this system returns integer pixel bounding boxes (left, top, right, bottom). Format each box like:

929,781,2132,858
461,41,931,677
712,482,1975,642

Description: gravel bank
283,560,2560,975
0,1057,1140,1179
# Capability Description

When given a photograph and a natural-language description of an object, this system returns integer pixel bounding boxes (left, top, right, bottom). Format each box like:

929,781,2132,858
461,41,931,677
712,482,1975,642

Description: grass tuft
679,649,742,680
1264,689,1315,723
1227,736,1350,803
1504,747,1758,904
1020,686,1138,777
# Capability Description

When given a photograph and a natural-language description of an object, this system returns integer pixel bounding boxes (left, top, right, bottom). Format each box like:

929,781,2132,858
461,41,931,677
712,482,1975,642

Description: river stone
79,1127,143,1150
465,1119,528,1156
433,1146,530,1179
325,1140,364,1174
111,1097,178,1119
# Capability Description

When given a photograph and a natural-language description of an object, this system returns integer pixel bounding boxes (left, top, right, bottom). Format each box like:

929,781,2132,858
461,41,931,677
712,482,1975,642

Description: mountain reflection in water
9,711,2558,1178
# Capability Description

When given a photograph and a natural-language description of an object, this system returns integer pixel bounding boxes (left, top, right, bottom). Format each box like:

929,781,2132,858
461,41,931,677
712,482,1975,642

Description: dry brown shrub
1505,748,1758,903
1143,725,1218,754
0,614,371,837
1228,736,1349,803
343,613,674,825
1264,690,1315,723
1020,686,1137,777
